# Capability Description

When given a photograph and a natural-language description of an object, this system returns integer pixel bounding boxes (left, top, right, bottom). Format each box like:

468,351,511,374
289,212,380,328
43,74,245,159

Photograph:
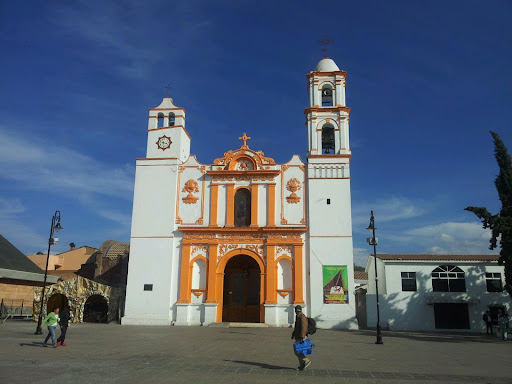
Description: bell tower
305,57,350,157
305,57,356,329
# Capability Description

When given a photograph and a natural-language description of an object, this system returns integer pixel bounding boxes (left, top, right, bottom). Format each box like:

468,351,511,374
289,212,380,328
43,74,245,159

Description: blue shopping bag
293,339,315,356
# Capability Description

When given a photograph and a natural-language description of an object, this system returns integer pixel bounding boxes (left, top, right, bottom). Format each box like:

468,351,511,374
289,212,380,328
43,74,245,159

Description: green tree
465,131,512,299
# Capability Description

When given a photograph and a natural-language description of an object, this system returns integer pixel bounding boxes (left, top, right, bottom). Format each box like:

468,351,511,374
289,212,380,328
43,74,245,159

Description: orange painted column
265,245,277,304
226,183,234,226
268,183,276,226
206,244,217,303
250,184,259,227
216,272,224,322
293,244,305,304
177,244,191,303
210,184,219,226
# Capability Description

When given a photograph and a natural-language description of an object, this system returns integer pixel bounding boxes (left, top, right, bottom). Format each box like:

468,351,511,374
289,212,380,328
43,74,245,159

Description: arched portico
216,249,265,323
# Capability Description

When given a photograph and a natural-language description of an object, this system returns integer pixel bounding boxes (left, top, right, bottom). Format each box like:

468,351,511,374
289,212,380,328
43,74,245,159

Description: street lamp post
34,211,62,335
366,210,383,344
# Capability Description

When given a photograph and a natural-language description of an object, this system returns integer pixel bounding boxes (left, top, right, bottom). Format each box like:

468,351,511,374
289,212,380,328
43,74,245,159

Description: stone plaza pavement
0,320,510,384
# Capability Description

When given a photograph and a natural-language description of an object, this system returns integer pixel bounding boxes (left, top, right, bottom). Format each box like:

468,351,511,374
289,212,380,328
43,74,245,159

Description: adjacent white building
122,57,358,328
365,254,510,332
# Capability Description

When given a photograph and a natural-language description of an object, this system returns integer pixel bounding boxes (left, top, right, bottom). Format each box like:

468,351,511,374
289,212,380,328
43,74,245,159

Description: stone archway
217,249,265,323
46,293,69,315
83,295,108,323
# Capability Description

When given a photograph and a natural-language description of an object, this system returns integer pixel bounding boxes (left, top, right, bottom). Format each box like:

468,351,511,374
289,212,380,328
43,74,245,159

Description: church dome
314,57,340,72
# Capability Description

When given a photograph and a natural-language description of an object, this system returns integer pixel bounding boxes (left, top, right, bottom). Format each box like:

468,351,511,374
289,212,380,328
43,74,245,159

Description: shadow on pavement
19,342,46,348
226,359,294,371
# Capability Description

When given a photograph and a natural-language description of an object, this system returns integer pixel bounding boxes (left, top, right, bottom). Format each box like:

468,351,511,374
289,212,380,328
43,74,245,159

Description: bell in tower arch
322,126,335,154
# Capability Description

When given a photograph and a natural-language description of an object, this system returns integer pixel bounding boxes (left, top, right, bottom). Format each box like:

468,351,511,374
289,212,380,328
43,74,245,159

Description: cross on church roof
319,36,334,54
165,84,171,98
239,132,251,148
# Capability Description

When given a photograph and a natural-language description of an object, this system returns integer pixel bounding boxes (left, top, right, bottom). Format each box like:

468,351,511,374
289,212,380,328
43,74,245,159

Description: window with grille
431,265,466,292
486,272,503,292
234,188,251,227
401,272,417,291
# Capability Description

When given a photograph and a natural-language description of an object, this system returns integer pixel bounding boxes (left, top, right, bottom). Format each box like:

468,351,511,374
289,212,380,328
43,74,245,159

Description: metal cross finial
319,36,334,54
239,132,251,148
165,84,171,98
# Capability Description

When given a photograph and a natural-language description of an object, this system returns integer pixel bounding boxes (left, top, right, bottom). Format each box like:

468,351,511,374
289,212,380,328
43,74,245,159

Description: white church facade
122,57,357,328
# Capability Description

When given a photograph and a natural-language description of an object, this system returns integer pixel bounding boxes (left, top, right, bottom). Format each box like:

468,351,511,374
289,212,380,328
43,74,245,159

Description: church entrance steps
208,322,268,328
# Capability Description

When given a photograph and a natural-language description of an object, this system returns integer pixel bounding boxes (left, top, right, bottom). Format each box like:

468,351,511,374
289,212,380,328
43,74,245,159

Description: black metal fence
0,299,32,319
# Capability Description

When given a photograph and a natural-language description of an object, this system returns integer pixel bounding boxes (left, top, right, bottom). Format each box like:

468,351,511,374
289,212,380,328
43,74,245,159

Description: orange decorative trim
268,184,276,227
148,125,184,131
150,107,186,112
307,154,351,159
251,184,259,227
281,164,307,224
286,178,302,204
206,244,218,303
191,289,206,298
277,290,293,298
176,166,206,224
226,184,234,226
265,245,277,304
182,179,199,204
304,106,350,114
213,144,276,171
293,244,305,305
177,244,191,303
306,70,347,78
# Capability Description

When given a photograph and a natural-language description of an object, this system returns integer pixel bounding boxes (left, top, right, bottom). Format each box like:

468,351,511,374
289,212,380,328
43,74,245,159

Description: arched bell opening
221,254,261,323
83,295,108,323
322,124,335,154
157,113,165,128
321,85,334,106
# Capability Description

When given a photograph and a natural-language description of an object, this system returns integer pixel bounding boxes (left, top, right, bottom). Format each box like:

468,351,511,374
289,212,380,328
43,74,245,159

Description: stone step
208,322,269,328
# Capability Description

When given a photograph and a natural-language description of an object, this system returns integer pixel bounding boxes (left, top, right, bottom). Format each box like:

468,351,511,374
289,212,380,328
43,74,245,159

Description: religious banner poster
322,265,349,304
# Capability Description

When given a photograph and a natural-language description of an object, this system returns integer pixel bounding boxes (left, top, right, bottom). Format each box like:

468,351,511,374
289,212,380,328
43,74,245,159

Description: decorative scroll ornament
182,179,199,204
286,178,302,203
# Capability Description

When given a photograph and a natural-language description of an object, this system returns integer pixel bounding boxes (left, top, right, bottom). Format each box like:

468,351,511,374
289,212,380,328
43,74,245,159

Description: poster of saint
322,265,349,304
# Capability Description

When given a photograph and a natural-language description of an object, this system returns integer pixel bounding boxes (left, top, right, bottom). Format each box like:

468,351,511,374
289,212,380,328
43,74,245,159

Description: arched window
157,113,164,128
322,86,333,106
168,113,175,127
322,124,335,154
234,188,251,227
432,265,466,292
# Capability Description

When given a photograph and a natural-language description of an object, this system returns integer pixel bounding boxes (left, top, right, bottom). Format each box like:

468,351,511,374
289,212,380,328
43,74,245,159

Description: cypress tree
465,131,512,298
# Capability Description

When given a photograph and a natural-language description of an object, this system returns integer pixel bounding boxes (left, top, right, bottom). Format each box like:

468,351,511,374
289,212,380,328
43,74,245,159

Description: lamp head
54,222,63,232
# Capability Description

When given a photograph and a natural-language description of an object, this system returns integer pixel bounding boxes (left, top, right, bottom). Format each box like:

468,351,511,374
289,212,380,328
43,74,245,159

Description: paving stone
1,320,511,384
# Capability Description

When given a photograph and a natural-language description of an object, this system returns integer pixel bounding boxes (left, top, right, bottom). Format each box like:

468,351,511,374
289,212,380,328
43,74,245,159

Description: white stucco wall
365,258,510,332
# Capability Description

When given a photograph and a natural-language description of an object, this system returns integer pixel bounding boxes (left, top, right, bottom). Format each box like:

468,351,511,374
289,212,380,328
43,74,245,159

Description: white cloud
353,247,370,268
396,221,498,255
352,196,425,226
0,127,134,201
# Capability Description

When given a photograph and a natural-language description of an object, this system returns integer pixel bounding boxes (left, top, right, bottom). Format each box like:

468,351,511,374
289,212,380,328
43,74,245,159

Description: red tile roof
354,271,368,280
376,254,499,261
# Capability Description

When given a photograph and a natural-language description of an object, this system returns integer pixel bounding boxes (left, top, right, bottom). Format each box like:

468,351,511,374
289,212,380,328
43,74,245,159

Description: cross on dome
239,132,251,148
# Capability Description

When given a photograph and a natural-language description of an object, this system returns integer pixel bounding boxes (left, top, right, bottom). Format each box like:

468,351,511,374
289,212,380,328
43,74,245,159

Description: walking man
498,313,509,341
57,307,70,346
291,305,310,371
483,310,493,335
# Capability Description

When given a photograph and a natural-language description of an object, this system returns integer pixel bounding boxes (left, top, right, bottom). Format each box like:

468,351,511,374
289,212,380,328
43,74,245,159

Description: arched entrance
46,293,69,314
222,254,261,323
83,295,108,323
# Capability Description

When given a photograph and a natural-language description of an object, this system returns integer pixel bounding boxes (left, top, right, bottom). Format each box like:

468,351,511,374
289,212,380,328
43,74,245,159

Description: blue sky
1,1,511,266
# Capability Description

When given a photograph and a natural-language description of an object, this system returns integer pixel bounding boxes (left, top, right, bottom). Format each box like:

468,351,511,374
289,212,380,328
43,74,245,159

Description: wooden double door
222,255,261,323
